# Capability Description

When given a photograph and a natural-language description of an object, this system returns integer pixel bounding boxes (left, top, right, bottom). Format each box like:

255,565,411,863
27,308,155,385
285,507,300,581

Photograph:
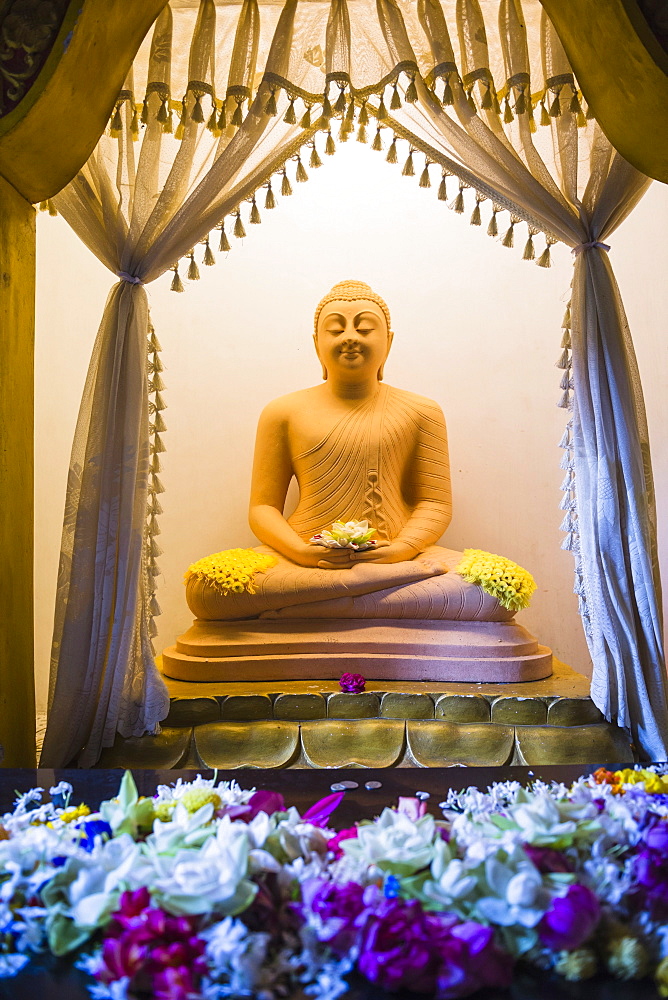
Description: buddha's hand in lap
288,541,356,570
352,540,447,573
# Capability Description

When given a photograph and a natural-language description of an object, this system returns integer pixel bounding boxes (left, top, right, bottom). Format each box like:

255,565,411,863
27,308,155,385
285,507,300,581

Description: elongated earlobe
321,363,328,380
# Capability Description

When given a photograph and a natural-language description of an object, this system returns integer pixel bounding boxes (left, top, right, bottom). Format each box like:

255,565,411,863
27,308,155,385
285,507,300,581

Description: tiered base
96,659,634,770
162,618,553,683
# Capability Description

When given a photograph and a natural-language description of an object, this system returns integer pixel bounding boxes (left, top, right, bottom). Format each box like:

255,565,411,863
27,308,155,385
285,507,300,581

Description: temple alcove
34,142,668,730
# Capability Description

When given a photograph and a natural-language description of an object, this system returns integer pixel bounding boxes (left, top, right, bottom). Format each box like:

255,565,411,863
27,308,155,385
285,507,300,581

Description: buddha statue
187,281,512,623
165,281,552,683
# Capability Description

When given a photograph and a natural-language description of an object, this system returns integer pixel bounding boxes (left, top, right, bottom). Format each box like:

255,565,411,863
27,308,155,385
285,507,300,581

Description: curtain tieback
117,271,144,285
572,241,611,256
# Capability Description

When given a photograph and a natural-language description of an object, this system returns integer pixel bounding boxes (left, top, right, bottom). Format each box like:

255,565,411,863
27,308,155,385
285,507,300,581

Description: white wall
34,143,668,711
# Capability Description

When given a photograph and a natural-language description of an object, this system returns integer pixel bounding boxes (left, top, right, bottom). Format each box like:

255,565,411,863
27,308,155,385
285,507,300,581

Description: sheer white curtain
43,0,667,763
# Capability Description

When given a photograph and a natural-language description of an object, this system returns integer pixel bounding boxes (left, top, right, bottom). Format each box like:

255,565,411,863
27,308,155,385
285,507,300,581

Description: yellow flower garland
185,548,277,595
455,548,536,611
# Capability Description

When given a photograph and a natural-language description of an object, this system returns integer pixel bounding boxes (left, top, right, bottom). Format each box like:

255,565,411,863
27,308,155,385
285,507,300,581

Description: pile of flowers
311,519,378,550
455,549,537,611
2,767,668,998
185,548,277,595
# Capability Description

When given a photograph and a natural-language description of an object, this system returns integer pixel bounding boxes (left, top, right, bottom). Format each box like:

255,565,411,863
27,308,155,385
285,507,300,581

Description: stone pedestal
95,659,634,770
162,618,553,683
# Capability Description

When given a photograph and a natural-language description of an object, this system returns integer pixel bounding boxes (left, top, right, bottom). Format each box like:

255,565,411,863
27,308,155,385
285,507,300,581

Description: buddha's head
313,280,393,382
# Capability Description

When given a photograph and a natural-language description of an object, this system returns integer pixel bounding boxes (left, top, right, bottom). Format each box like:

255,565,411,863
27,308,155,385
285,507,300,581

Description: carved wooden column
0,0,168,765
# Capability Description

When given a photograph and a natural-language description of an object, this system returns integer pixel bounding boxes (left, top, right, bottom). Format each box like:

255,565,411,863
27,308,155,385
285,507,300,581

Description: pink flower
339,672,365,693
397,796,428,821
302,791,344,827
245,789,286,819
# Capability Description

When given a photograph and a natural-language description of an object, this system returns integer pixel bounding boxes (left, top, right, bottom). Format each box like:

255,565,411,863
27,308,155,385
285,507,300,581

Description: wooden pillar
0,174,36,766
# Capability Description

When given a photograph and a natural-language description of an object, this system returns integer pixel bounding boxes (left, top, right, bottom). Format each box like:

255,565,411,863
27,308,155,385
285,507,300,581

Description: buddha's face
314,298,392,380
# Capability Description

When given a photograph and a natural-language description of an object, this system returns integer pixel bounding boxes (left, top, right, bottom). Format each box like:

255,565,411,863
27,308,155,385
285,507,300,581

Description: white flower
0,952,30,978
341,807,438,876
474,849,550,929
67,835,141,927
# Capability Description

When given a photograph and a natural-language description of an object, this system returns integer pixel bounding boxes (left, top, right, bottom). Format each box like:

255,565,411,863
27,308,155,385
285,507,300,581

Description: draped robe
187,385,513,622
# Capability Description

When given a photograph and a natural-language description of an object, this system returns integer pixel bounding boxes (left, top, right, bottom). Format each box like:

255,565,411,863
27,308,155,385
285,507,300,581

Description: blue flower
384,875,401,899
78,819,112,852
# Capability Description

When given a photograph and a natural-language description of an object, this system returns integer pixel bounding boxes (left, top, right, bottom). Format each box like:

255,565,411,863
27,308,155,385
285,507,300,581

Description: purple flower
538,884,600,950
357,890,512,998
302,880,367,953
397,796,428,822
339,672,366,693
633,821,668,917
302,791,344,827
523,843,573,874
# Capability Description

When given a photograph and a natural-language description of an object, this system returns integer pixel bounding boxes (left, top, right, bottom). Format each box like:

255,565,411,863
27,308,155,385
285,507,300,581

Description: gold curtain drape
42,0,667,765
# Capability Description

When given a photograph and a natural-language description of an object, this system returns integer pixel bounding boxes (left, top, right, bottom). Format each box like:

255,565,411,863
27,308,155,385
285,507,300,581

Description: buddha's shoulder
385,385,446,422
258,387,322,423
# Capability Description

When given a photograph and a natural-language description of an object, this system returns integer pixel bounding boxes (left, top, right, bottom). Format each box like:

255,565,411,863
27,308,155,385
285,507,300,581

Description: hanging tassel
218,223,231,252
325,131,336,155
175,98,186,139
405,76,418,103
150,496,164,515
503,96,514,124
110,103,123,136
153,432,167,454
372,128,383,151
250,198,261,224
154,411,167,433
515,87,526,116
528,102,536,132
232,98,244,127
204,239,215,266
170,266,184,293
206,107,219,134
130,107,139,138
559,491,573,510
437,174,447,201
377,94,388,120
334,88,347,115
265,183,276,209
296,158,308,182
357,123,367,143
561,533,576,551
359,101,369,126
300,105,312,128
390,83,401,110
523,232,535,260
345,99,355,126
561,329,572,349
150,354,164,373
191,94,204,123
501,220,516,247
187,253,200,281
284,97,297,124
150,371,166,393
402,150,415,176
451,184,465,213
560,513,576,534
149,594,162,617
148,509,161,534
556,347,570,369
442,76,454,106
549,88,561,117
281,170,293,196
419,163,431,188
154,391,167,412
537,240,554,267
470,197,482,226
141,98,149,125
569,90,583,116
149,328,162,353
338,121,349,142
487,208,499,237
217,103,227,130
539,99,550,126
558,427,570,449
386,138,398,164
234,212,246,238
559,371,571,391
322,92,333,119
480,83,493,110
264,89,278,116
156,98,169,125
466,89,476,113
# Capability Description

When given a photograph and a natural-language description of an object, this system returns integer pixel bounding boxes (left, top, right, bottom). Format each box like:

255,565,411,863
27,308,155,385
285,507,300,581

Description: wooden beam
0,0,169,203
540,0,668,183
0,174,36,766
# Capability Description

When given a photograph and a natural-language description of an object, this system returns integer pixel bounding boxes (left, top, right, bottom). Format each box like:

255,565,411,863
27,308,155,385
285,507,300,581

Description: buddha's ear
313,334,327,380
378,330,394,381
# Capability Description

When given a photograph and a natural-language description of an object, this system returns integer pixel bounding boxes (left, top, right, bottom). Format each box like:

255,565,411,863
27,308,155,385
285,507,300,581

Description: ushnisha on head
313,280,394,382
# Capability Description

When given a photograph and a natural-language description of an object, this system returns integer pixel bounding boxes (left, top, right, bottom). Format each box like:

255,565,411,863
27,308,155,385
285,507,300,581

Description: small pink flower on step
339,672,365,693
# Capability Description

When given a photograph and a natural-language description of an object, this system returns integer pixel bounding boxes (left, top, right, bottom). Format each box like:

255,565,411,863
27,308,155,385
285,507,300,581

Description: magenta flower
523,843,573,874
245,789,286,819
97,894,207,1000
327,825,359,858
339,672,365,693
538,884,600,950
303,879,367,953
